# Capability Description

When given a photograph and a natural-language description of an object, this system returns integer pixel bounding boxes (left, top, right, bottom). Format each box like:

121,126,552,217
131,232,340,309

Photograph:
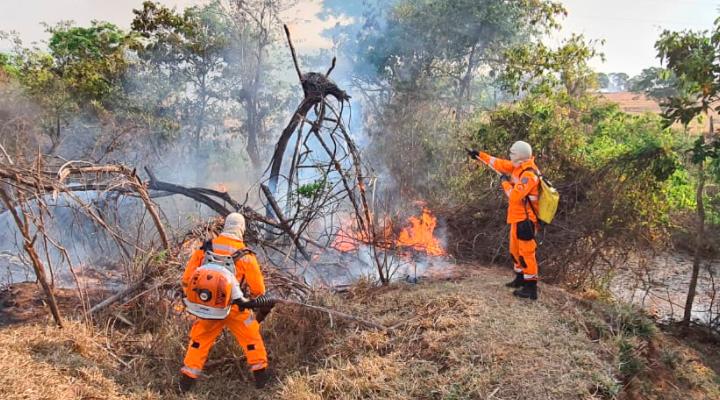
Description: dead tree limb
144,167,233,216
284,24,303,84
268,26,349,197
89,280,146,315
261,184,311,261
131,175,170,251
325,56,337,77
0,187,63,327
276,298,385,330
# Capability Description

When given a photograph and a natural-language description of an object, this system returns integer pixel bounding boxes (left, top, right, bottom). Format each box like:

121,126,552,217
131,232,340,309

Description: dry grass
1,265,719,400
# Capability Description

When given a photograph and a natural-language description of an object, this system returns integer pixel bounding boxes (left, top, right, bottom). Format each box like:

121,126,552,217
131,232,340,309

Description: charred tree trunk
268,98,315,194
267,26,348,198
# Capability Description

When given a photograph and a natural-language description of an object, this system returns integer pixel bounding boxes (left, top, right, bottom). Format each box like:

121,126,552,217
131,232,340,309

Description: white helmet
223,212,246,239
509,141,532,165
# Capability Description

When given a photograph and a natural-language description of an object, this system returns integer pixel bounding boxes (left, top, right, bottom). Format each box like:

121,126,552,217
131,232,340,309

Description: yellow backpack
523,168,560,224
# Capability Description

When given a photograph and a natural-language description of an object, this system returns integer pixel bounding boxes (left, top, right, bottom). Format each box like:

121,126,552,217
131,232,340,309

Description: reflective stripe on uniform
250,363,265,371
210,243,240,254
244,312,255,326
489,157,497,167
523,274,537,280
528,195,538,201
181,365,202,378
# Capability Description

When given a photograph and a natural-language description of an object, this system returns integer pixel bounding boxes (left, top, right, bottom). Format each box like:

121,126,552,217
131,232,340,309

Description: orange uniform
180,233,268,379
477,152,540,281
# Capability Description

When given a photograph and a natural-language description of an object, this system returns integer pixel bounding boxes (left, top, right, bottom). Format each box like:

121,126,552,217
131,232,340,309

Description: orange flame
395,207,446,256
215,183,228,193
332,207,446,256
332,217,377,252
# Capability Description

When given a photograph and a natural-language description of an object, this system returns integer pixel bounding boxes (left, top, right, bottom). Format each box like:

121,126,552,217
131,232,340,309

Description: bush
437,92,684,283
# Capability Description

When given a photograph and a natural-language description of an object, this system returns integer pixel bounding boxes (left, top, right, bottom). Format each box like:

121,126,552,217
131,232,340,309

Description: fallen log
89,280,146,315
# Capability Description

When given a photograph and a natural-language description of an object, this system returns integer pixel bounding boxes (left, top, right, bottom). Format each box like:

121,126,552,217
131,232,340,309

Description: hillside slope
1,266,719,400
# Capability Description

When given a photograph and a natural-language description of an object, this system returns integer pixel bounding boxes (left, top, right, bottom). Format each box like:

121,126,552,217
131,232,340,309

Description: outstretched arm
475,151,514,174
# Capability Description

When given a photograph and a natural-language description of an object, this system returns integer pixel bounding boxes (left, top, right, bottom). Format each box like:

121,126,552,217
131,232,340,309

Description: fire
331,207,446,256
332,218,366,252
396,207,446,256
214,183,228,193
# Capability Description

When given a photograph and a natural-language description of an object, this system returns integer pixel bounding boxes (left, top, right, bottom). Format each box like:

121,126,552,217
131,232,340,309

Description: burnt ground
0,282,104,326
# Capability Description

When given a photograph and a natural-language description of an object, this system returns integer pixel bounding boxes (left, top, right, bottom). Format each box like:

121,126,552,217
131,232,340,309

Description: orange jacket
182,233,266,298
477,151,540,224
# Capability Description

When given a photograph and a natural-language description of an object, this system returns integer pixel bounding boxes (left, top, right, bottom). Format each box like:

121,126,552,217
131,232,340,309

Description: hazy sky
0,0,717,76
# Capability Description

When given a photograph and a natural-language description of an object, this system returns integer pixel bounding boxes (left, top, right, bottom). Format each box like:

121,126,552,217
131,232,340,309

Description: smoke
0,0,476,288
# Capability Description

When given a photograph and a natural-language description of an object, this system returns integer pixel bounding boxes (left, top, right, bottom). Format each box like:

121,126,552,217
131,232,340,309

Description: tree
656,19,720,332
222,0,287,169
47,22,133,103
500,34,602,98
608,72,629,91
6,22,135,154
596,72,610,90
351,0,567,118
132,1,231,155
628,67,679,101
131,0,287,171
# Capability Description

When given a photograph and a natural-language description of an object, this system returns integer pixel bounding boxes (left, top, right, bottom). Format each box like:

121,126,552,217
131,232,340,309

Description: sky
0,0,718,76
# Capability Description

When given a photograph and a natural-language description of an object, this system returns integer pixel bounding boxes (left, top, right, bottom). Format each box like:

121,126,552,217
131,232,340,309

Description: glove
254,304,275,323
466,148,479,159
500,174,511,183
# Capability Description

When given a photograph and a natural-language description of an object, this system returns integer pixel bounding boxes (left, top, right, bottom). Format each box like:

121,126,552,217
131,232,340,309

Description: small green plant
617,336,645,378
297,180,326,199
152,250,168,264
607,303,656,339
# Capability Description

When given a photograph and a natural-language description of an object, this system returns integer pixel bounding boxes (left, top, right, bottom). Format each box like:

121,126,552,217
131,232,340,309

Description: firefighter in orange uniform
468,141,540,300
179,213,271,392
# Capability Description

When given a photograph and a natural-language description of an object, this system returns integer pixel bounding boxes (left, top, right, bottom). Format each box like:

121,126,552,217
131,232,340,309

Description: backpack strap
200,239,213,252
520,167,542,225
200,239,255,260
230,248,255,261
230,248,256,290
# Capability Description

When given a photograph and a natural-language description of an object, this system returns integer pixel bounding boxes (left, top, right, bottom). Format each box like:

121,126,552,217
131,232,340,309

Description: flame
332,218,370,252
215,183,228,193
332,207,445,257
395,207,446,256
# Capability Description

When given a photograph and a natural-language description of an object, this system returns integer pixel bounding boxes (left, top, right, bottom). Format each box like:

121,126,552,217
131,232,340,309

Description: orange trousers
181,308,268,378
509,223,538,281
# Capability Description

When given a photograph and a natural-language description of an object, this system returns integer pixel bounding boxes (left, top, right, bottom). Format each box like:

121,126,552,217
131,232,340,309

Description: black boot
505,272,524,288
513,280,538,300
178,374,196,393
253,368,270,389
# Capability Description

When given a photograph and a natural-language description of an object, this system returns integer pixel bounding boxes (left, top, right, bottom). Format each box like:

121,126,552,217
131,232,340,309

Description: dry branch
89,280,146,315
0,187,63,327
261,184,311,260
276,298,385,330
